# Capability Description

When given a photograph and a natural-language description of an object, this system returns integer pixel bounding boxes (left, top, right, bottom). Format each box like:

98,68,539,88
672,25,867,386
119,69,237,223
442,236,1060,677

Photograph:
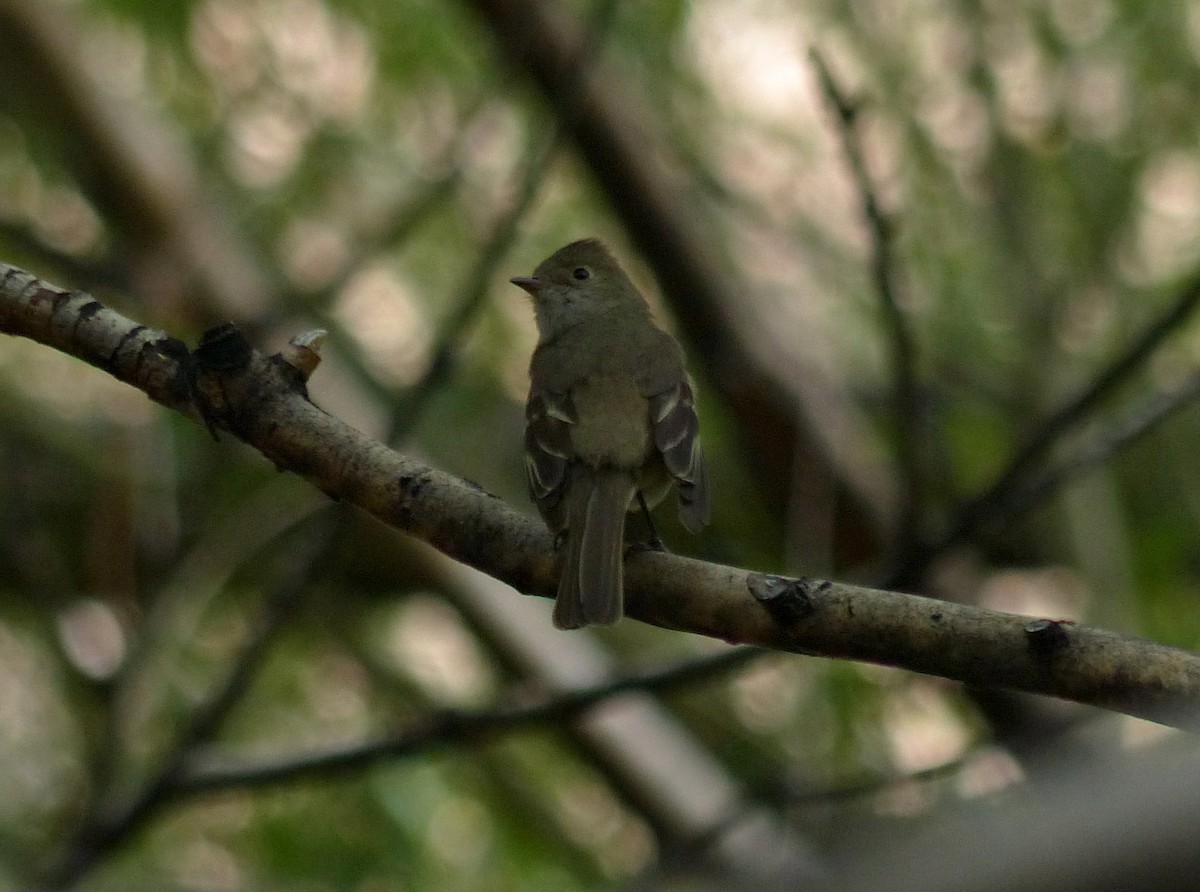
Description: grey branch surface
5,261,1200,728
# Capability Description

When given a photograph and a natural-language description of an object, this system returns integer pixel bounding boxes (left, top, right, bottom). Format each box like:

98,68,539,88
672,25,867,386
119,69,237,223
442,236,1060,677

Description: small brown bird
511,239,710,629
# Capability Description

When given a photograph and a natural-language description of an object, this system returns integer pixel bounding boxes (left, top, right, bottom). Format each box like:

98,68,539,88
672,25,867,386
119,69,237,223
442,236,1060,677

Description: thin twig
628,753,972,890
38,512,339,891
262,169,464,410
386,0,622,443
812,49,924,548
888,274,1200,586
990,370,1200,534
287,167,462,315
0,218,126,291
175,647,763,795
387,133,559,443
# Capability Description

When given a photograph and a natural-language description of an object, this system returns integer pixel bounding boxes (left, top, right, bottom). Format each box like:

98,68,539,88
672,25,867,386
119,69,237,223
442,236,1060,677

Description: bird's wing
524,389,577,529
649,378,710,533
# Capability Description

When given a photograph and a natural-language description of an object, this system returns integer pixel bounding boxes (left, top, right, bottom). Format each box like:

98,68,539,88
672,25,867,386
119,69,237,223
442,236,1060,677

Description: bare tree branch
388,134,558,443
890,273,1200,586
175,647,761,795
811,50,924,552
989,370,1200,534
824,742,1200,892
5,261,1200,728
38,513,337,890
0,0,271,319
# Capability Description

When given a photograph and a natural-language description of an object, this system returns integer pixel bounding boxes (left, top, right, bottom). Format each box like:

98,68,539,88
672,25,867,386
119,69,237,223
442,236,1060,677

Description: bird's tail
554,469,636,629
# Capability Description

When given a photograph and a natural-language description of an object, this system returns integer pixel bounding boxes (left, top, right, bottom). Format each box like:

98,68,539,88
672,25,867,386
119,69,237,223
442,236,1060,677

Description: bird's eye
572,267,591,281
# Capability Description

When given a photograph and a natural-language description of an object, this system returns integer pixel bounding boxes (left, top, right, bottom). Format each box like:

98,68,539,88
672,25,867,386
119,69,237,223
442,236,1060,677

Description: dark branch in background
275,166,462,383
390,0,622,443
284,164,462,318
676,138,861,310
48,148,457,877
39,513,338,891
253,159,467,415
888,272,1200,587
811,51,924,554
388,134,558,443
0,0,272,321
992,369,1200,533
6,262,1200,728
467,0,892,561
175,647,761,795
804,50,1200,774
327,606,611,882
358,169,465,266
631,753,971,891
272,129,477,410
0,217,127,292
43,499,742,891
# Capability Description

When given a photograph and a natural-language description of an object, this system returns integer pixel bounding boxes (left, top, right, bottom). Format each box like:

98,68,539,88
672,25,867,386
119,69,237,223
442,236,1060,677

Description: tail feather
554,470,635,629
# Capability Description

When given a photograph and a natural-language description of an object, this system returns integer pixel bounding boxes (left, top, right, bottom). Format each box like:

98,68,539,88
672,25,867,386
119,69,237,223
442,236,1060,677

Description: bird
511,238,710,629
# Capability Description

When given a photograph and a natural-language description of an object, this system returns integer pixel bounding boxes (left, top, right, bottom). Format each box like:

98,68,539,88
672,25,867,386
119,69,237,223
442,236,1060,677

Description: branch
0,0,271,319
811,50,924,547
988,370,1200,532
890,273,1200,585
5,261,1200,728
38,512,338,890
0,216,127,291
175,647,761,795
388,134,558,442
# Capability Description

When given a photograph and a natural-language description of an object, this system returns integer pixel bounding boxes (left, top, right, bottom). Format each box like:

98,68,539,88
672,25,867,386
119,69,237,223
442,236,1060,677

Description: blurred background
4,0,1200,889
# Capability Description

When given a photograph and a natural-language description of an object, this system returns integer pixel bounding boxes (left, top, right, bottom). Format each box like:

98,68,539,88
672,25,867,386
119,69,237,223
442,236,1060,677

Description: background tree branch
6,259,1200,730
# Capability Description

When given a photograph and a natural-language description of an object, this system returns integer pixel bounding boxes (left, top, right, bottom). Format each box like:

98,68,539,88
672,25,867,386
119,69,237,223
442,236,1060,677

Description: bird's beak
510,276,542,296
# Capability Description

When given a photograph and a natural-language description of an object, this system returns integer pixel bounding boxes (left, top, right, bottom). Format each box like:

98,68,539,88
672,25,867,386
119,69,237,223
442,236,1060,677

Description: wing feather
649,379,710,532
524,390,578,527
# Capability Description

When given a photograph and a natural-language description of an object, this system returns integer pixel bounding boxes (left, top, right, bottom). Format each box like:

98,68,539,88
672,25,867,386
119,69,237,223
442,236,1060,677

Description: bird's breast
568,373,652,469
